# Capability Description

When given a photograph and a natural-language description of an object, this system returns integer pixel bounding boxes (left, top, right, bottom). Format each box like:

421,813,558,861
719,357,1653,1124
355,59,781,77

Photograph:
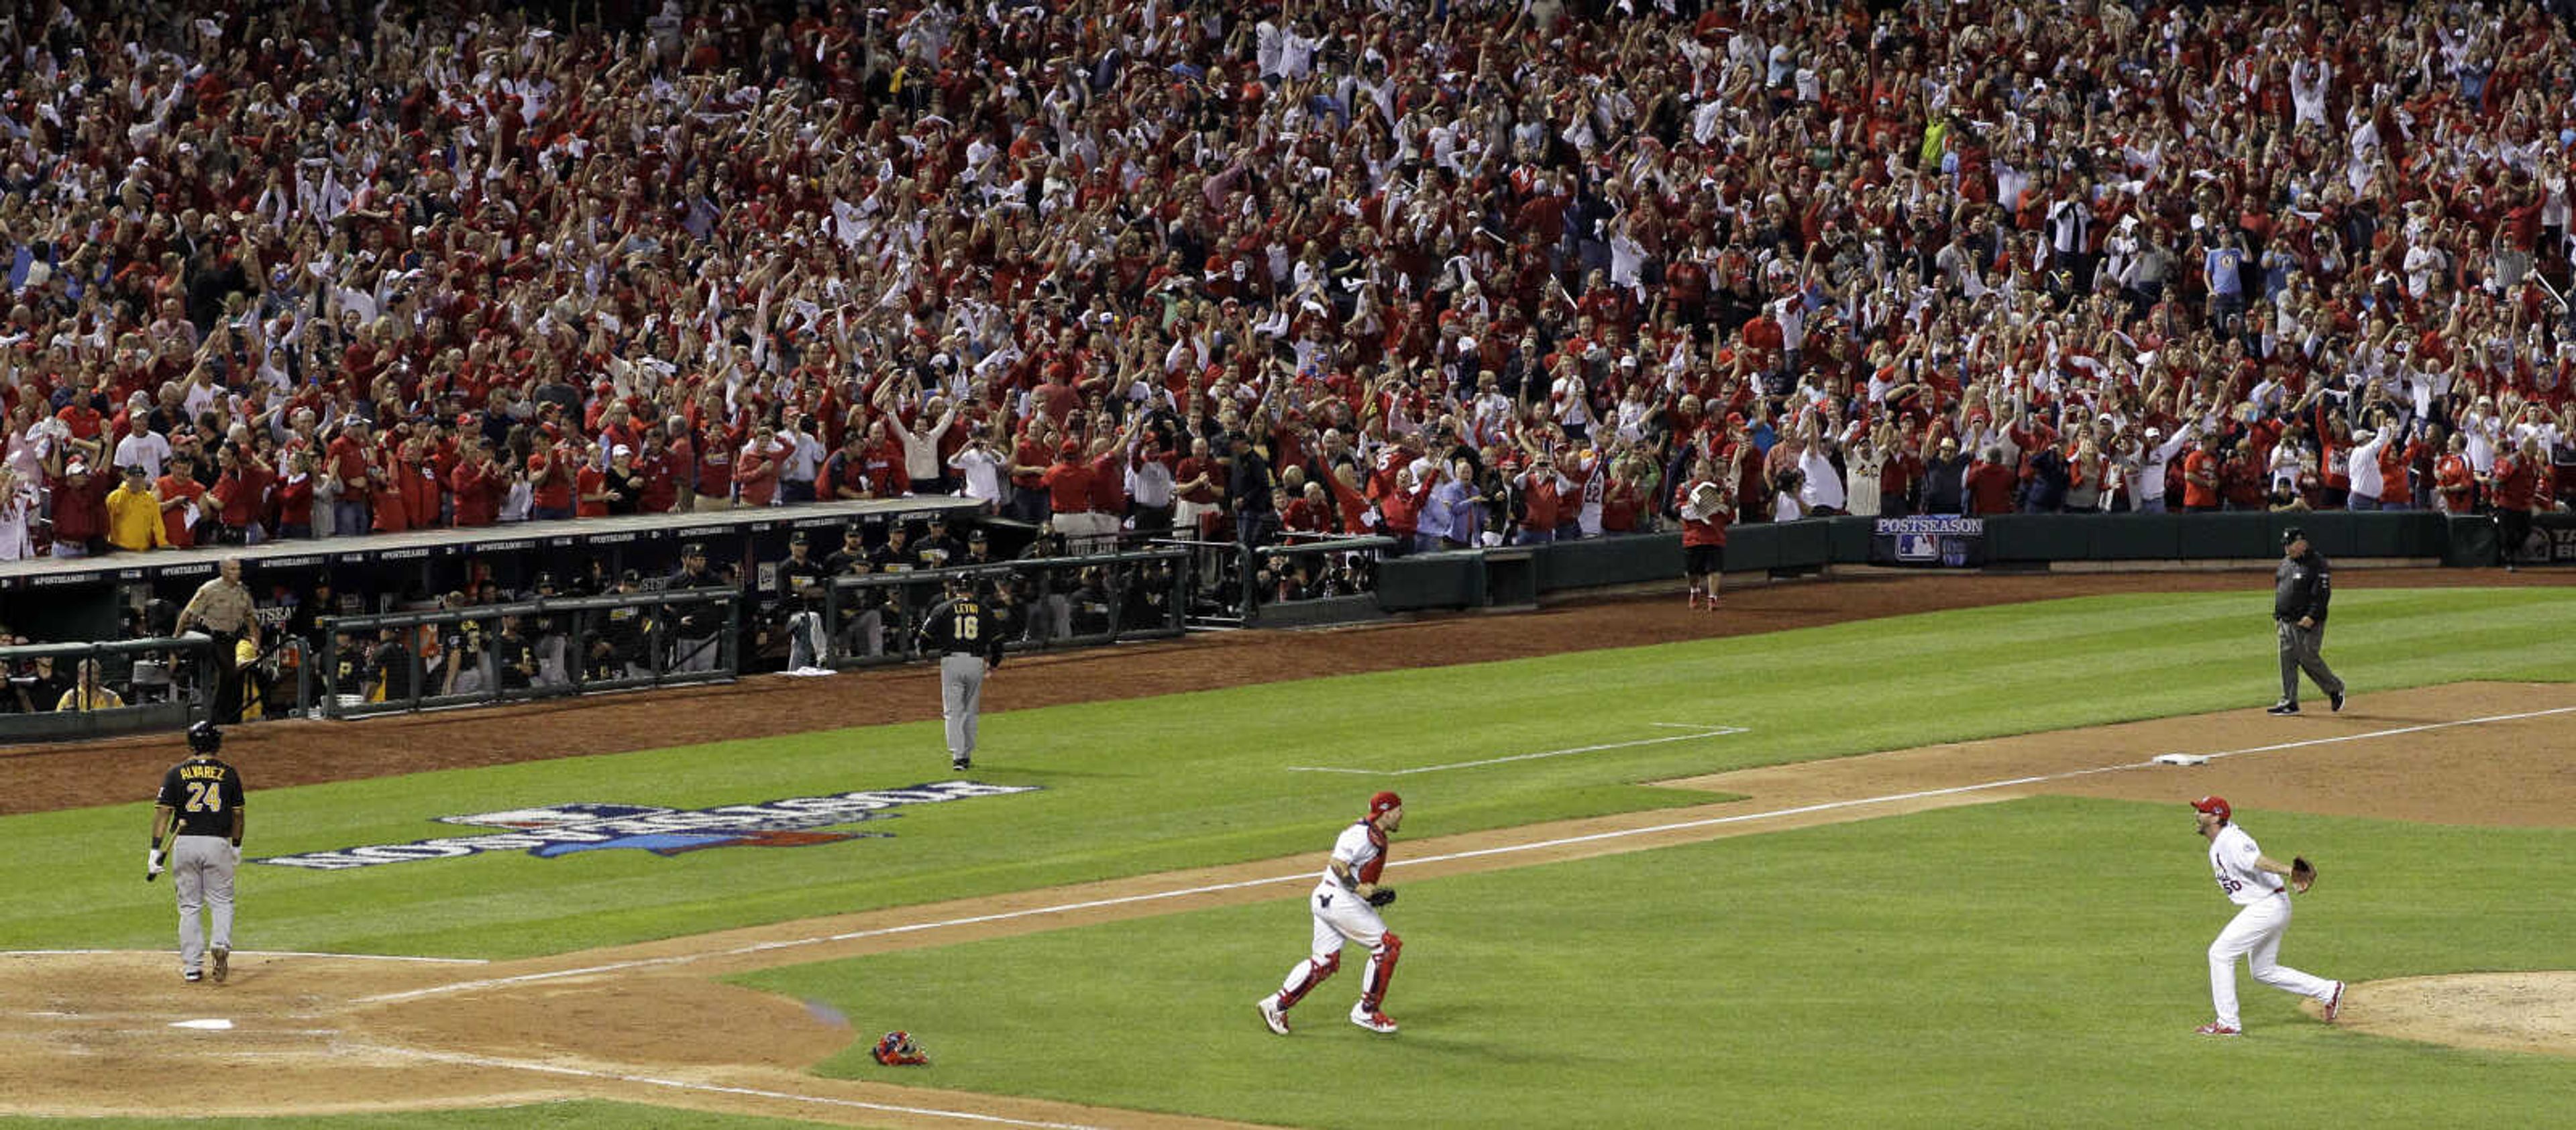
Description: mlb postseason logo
1877,516,1983,564
256,781,1039,870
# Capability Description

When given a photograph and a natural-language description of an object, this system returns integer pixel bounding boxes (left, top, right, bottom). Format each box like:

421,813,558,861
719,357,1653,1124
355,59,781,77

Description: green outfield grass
0,1102,841,1129
2,587,2571,963
741,796,2576,1130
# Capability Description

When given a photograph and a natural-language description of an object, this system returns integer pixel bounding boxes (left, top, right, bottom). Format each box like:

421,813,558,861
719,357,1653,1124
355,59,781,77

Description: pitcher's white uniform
2204,817,2339,1031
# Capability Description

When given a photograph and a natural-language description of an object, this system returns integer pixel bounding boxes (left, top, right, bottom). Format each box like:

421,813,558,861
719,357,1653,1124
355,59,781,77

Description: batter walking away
1259,791,1407,1036
2269,527,2345,716
2191,796,2342,1035
916,573,1002,771
149,722,246,984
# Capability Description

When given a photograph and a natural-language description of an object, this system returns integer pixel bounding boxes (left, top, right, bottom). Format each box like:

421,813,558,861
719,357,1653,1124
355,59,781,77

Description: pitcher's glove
1366,887,1398,908
2290,856,2316,894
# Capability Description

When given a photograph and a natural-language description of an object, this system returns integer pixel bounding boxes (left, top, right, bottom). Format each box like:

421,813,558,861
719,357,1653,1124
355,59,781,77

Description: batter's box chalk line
1287,722,1750,775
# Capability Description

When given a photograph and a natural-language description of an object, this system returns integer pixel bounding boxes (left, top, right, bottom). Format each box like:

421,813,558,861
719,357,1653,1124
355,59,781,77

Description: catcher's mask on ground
872,1030,928,1066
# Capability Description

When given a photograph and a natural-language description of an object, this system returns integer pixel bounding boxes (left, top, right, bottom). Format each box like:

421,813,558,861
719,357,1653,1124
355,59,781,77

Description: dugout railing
811,547,1191,669
316,588,745,718
0,634,219,742
1153,534,1397,629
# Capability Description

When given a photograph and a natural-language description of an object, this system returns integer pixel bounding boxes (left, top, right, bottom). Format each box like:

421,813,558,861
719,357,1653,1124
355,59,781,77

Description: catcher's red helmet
872,1030,928,1066
2191,795,2231,824
1368,791,1403,820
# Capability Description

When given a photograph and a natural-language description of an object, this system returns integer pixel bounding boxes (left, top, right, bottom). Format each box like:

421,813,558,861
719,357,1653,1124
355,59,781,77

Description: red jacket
1965,461,2017,515
1042,458,1093,513
451,459,500,526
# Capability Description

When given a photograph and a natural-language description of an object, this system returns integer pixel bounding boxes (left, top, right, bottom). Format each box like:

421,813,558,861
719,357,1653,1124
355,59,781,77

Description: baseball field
5,571,2576,1129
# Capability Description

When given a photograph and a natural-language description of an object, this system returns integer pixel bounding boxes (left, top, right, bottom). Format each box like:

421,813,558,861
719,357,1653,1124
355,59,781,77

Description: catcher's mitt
2290,856,2317,894
1366,887,1398,908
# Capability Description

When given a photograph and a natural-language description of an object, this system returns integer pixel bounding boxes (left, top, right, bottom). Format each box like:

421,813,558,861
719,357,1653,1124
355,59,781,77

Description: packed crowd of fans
2,0,2573,571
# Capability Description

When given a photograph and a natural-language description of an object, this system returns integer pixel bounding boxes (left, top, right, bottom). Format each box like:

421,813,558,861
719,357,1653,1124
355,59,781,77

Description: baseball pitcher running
1259,791,1407,1035
2191,796,2342,1035
916,573,1002,771
150,722,246,984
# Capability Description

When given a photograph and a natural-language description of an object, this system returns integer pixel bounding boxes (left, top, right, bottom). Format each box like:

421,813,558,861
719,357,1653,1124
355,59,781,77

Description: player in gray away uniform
149,721,246,983
915,573,1003,771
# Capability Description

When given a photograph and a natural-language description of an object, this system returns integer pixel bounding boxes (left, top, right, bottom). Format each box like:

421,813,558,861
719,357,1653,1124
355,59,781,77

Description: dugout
0,496,990,647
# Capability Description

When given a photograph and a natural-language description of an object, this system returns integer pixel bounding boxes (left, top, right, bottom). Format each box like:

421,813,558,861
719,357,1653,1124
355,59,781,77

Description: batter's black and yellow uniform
154,754,245,980
916,590,1004,770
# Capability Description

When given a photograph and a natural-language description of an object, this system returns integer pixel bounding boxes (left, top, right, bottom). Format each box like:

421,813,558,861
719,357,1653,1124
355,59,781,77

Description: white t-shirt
950,446,1004,502
113,431,173,478
2207,824,2285,906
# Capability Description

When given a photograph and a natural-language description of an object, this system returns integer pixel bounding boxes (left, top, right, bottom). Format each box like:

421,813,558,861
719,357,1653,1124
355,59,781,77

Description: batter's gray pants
172,835,236,975
2277,620,2345,705
939,653,985,763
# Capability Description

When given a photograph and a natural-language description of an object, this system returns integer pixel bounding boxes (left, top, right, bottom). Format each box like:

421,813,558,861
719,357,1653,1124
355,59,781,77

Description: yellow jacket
104,482,170,551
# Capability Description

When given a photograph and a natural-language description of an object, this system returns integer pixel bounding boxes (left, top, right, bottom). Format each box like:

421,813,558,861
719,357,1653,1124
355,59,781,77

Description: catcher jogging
151,722,246,984
1258,791,1407,1036
2190,796,2343,1035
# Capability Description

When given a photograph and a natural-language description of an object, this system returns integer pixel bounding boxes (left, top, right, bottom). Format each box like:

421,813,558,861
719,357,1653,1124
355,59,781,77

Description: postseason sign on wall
1870,516,1986,568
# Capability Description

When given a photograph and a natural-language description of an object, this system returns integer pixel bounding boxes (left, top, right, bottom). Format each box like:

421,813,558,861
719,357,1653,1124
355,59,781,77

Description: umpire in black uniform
2269,527,2347,716
916,573,1003,771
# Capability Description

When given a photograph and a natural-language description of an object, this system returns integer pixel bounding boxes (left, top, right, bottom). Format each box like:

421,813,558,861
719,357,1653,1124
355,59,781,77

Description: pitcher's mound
2337,972,2576,1057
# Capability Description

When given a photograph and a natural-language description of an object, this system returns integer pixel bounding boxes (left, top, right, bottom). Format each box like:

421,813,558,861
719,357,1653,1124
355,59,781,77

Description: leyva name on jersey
257,781,1040,870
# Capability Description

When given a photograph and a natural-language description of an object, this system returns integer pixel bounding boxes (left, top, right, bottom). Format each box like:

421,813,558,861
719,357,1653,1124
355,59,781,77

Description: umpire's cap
2282,526,2308,548
186,720,223,754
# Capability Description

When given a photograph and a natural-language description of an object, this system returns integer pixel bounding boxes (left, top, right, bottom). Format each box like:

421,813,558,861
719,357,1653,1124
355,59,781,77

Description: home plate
2152,754,2210,766
170,1019,233,1031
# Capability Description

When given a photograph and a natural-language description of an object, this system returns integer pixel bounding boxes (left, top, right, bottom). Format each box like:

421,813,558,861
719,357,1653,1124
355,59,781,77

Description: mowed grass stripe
743,797,2576,1130
1,589,2569,960
0,1101,849,1129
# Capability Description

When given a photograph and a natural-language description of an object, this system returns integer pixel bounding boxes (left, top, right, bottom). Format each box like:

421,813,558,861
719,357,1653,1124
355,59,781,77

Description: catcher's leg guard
1360,931,1402,1010
1277,950,1340,1009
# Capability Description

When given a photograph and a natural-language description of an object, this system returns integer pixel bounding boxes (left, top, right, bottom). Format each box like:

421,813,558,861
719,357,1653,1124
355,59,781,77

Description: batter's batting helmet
2191,795,2231,824
186,720,223,754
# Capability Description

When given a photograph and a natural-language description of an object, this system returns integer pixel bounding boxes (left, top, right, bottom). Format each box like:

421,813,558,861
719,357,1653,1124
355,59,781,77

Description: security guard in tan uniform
177,557,258,722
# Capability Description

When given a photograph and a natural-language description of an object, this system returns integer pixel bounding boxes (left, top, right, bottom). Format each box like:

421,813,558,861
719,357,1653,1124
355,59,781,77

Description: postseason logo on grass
256,781,1040,870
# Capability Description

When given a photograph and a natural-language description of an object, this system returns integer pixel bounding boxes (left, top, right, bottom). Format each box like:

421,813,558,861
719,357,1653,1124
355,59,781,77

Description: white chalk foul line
0,949,486,964
360,703,2576,1007
354,1044,1102,1130
1287,725,1749,775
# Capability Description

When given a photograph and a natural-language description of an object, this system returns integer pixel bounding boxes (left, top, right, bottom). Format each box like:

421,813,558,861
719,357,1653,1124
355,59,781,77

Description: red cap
2191,795,2231,823
1368,791,1403,820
